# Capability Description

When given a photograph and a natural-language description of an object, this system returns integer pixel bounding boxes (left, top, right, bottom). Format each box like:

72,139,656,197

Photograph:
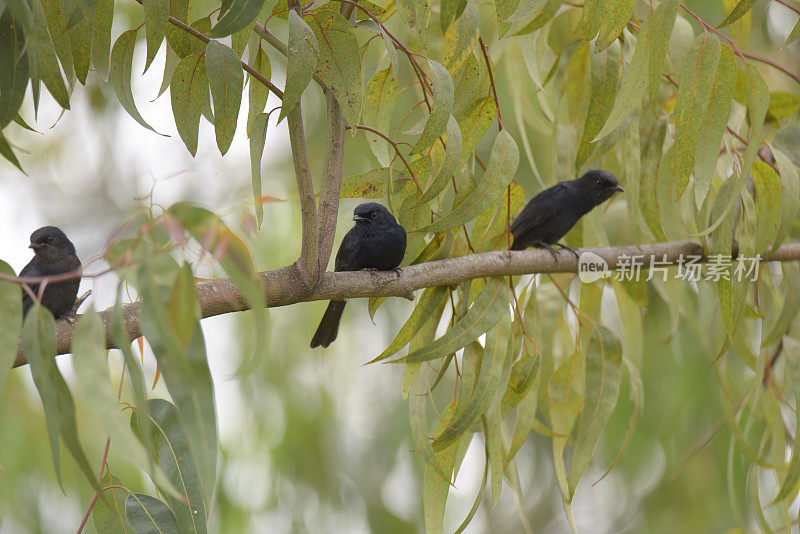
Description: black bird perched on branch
311,203,407,348
20,226,81,319
510,170,624,254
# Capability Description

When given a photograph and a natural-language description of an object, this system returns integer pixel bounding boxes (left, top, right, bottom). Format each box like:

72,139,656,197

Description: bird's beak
29,243,45,250
353,215,369,222
615,185,625,193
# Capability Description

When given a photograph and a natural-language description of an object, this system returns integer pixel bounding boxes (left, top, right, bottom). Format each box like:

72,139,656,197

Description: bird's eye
370,211,378,220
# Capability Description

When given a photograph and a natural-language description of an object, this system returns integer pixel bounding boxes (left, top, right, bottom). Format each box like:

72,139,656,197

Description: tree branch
284,0,321,287
287,104,320,286
316,91,347,274
13,240,800,368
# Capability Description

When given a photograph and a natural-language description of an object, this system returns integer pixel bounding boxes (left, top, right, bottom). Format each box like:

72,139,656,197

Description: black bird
20,226,81,318
311,203,407,348
510,170,624,254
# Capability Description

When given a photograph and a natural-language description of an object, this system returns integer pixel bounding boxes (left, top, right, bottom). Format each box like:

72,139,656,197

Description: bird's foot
554,243,580,259
535,243,560,263
392,267,403,279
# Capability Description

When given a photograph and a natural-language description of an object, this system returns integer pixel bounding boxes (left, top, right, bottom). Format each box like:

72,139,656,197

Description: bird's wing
510,184,567,236
334,229,361,272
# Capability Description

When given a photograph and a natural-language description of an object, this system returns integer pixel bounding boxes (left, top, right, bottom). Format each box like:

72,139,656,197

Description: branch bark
13,240,800,368
316,90,347,274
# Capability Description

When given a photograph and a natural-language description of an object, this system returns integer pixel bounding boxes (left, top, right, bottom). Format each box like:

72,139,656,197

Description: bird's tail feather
310,301,347,348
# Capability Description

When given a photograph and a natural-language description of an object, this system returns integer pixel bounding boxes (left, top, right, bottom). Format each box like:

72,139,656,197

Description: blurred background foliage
0,0,799,532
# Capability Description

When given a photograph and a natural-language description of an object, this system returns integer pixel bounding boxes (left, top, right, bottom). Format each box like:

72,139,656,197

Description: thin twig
349,124,422,193
479,37,503,131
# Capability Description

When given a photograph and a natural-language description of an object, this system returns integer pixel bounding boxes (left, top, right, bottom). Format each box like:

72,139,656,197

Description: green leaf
92,474,131,533
305,10,362,125
693,43,735,208
111,30,160,132
751,160,782,255
396,277,511,363
440,0,466,31
398,0,430,48
453,53,488,116
143,0,169,72
593,24,649,142
457,95,496,159
567,327,622,495
512,0,560,36
766,91,800,122
698,65,769,238
247,42,271,133
142,399,207,533
339,167,389,199
576,41,620,170
484,407,504,506
248,112,268,226
423,405,457,534
205,41,243,155
170,53,209,156
416,116,462,205
209,0,265,37
647,0,679,105
23,305,97,489
279,10,317,121
412,59,453,154
421,129,518,233
432,310,513,450
444,4,479,73
0,10,29,128
168,16,211,58
29,0,70,109
549,350,585,504
494,0,519,36
72,309,168,486
65,1,91,84
408,366,450,483
356,19,399,78
125,493,180,534
717,0,756,28
166,203,266,374
91,0,114,78
109,292,154,470
581,0,602,40
62,0,96,29
371,286,449,362
362,67,398,166
594,357,643,484
0,260,21,394
39,0,75,85
786,15,800,46
672,32,721,199
137,261,218,503
773,148,800,252
771,337,800,504
595,0,635,51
